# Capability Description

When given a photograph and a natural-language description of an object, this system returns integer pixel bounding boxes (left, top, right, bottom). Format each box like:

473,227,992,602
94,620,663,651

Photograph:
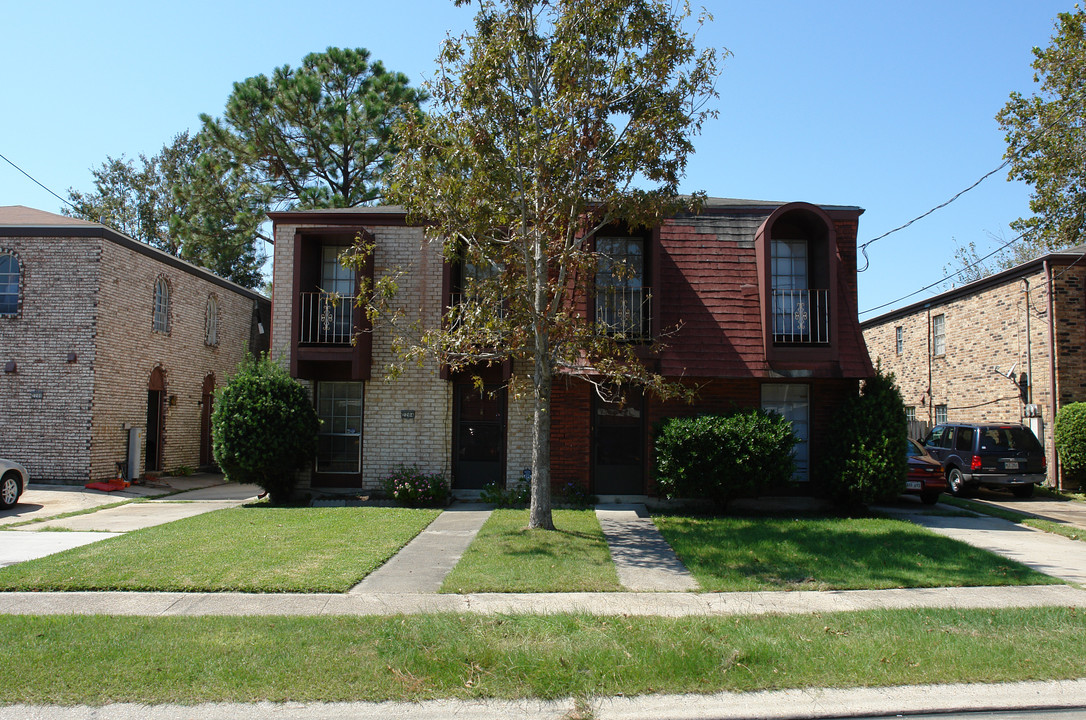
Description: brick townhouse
861,244,1086,488
0,206,270,483
269,199,874,498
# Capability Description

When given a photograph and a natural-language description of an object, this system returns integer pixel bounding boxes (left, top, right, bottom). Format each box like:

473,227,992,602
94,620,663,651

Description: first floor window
315,381,363,473
905,406,916,422
762,383,810,482
935,404,948,425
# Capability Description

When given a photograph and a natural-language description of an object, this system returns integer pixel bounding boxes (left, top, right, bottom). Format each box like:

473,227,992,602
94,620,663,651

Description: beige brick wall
91,240,262,481
0,236,99,481
863,267,1055,473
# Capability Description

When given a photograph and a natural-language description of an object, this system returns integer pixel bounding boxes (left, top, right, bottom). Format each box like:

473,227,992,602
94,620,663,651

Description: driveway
962,487,1086,531
0,474,260,566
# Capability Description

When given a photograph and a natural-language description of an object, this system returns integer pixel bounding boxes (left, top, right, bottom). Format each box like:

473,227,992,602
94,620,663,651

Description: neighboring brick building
0,206,270,483
861,245,1086,488
269,199,874,498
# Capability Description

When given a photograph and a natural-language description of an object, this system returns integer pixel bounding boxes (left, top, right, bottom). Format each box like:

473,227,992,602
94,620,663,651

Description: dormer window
763,208,832,345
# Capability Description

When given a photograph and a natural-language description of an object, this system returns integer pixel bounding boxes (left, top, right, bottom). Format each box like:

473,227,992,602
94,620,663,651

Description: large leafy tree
998,7,1086,255
202,46,428,208
65,131,270,288
388,0,721,529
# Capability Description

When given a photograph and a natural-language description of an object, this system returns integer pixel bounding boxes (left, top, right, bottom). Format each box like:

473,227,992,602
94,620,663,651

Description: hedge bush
1055,402,1086,489
654,410,797,508
822,367,907,507
212,355,319,504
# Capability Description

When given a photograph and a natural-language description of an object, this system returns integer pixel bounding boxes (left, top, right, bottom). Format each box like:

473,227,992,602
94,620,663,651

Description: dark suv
921,422,1046,498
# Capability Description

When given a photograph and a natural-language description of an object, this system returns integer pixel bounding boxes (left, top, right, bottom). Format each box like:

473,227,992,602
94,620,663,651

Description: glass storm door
453,384,505,490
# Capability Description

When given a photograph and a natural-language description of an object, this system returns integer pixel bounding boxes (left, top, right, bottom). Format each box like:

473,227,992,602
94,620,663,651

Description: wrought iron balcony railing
299,291,353,345
596,286,652,341
772,288,829,343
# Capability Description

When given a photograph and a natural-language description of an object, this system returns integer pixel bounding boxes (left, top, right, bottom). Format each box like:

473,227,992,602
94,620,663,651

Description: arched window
153,277,170,333
0,253,19,316
205,295,219,346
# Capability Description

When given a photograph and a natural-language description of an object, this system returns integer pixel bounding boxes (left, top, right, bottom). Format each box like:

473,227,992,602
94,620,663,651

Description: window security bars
596,286,652,341
300,291,353,345
772,288,829,343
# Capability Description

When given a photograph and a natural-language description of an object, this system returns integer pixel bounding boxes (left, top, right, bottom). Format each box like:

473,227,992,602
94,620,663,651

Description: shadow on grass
654,515,1053,591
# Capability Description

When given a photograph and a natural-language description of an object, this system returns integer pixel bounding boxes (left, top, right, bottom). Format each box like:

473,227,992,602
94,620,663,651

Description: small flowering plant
381,465,450,508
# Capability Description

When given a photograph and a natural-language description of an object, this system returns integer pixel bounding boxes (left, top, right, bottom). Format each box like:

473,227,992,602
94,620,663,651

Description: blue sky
0,1,1073,315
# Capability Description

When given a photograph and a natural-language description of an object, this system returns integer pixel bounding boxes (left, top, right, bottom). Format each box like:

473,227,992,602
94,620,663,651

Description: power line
856,90,1086,272
859,230,1026,316
0,151,75,210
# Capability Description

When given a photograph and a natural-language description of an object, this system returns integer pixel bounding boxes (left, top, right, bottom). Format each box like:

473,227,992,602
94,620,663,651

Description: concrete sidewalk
4,679,1084,720
0,583,1082,617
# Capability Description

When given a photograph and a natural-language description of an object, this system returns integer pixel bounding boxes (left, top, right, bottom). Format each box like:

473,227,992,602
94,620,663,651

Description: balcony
772,288,829,344
596,286,652,341
299,291,353,345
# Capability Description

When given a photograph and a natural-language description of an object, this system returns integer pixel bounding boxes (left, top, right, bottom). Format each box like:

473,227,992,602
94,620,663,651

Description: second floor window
596,236,649,340
933,313,946,356
771,238,828,343
153,277,169,333
0,253,19,316
896,326,904,354
205,295,219,346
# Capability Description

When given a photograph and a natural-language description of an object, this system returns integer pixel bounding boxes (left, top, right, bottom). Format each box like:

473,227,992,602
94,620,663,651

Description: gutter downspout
1044,260,1060,491
926,305,933,426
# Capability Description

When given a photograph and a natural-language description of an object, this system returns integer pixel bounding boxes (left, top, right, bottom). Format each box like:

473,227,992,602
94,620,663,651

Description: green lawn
0,506,440,593
654,515,1058,591
440,509,622,593
1,608,1082,704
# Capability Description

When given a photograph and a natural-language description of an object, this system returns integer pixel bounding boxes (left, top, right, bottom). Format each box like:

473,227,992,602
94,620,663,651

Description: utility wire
0,151,75,210
856,91,1086,272
859,231,1026,316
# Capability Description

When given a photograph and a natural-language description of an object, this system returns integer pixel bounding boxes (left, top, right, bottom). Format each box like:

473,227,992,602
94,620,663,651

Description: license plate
905,480,922,490
1004,461,1019,470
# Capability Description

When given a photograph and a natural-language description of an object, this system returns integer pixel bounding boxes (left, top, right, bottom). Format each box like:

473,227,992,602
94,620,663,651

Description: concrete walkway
3,679,1085,720
1,583,1082,617
596,504,699,591
350,504,490,593
879,503,1086,585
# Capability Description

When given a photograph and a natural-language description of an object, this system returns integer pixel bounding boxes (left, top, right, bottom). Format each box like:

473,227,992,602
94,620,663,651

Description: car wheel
1012,484,1035,499
947,468,969,497
0,472,19,509
920,491,940,505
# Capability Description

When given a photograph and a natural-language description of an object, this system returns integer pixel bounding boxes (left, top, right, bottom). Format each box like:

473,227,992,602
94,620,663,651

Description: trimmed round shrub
654,410,797,508
212,355,318,504
822,367,907,507
1055,402,1086,489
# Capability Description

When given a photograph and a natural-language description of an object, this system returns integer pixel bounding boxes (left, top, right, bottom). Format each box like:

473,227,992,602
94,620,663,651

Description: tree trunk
529,352,554,529
528,230,555,530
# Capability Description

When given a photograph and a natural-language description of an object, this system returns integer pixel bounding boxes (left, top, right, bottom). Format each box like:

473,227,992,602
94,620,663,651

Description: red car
905,438,947,505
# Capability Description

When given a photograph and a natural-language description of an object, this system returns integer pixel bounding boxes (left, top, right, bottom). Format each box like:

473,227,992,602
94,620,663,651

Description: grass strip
0,499,142,530
0,506,439,593
0,607,1082,704
441,509,621,593
654,515,1057,591
940,496,1084,542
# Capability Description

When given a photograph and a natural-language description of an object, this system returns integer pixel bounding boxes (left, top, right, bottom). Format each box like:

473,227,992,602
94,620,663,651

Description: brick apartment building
269,199,874,498
861,244,1086,488
0,206,270,483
